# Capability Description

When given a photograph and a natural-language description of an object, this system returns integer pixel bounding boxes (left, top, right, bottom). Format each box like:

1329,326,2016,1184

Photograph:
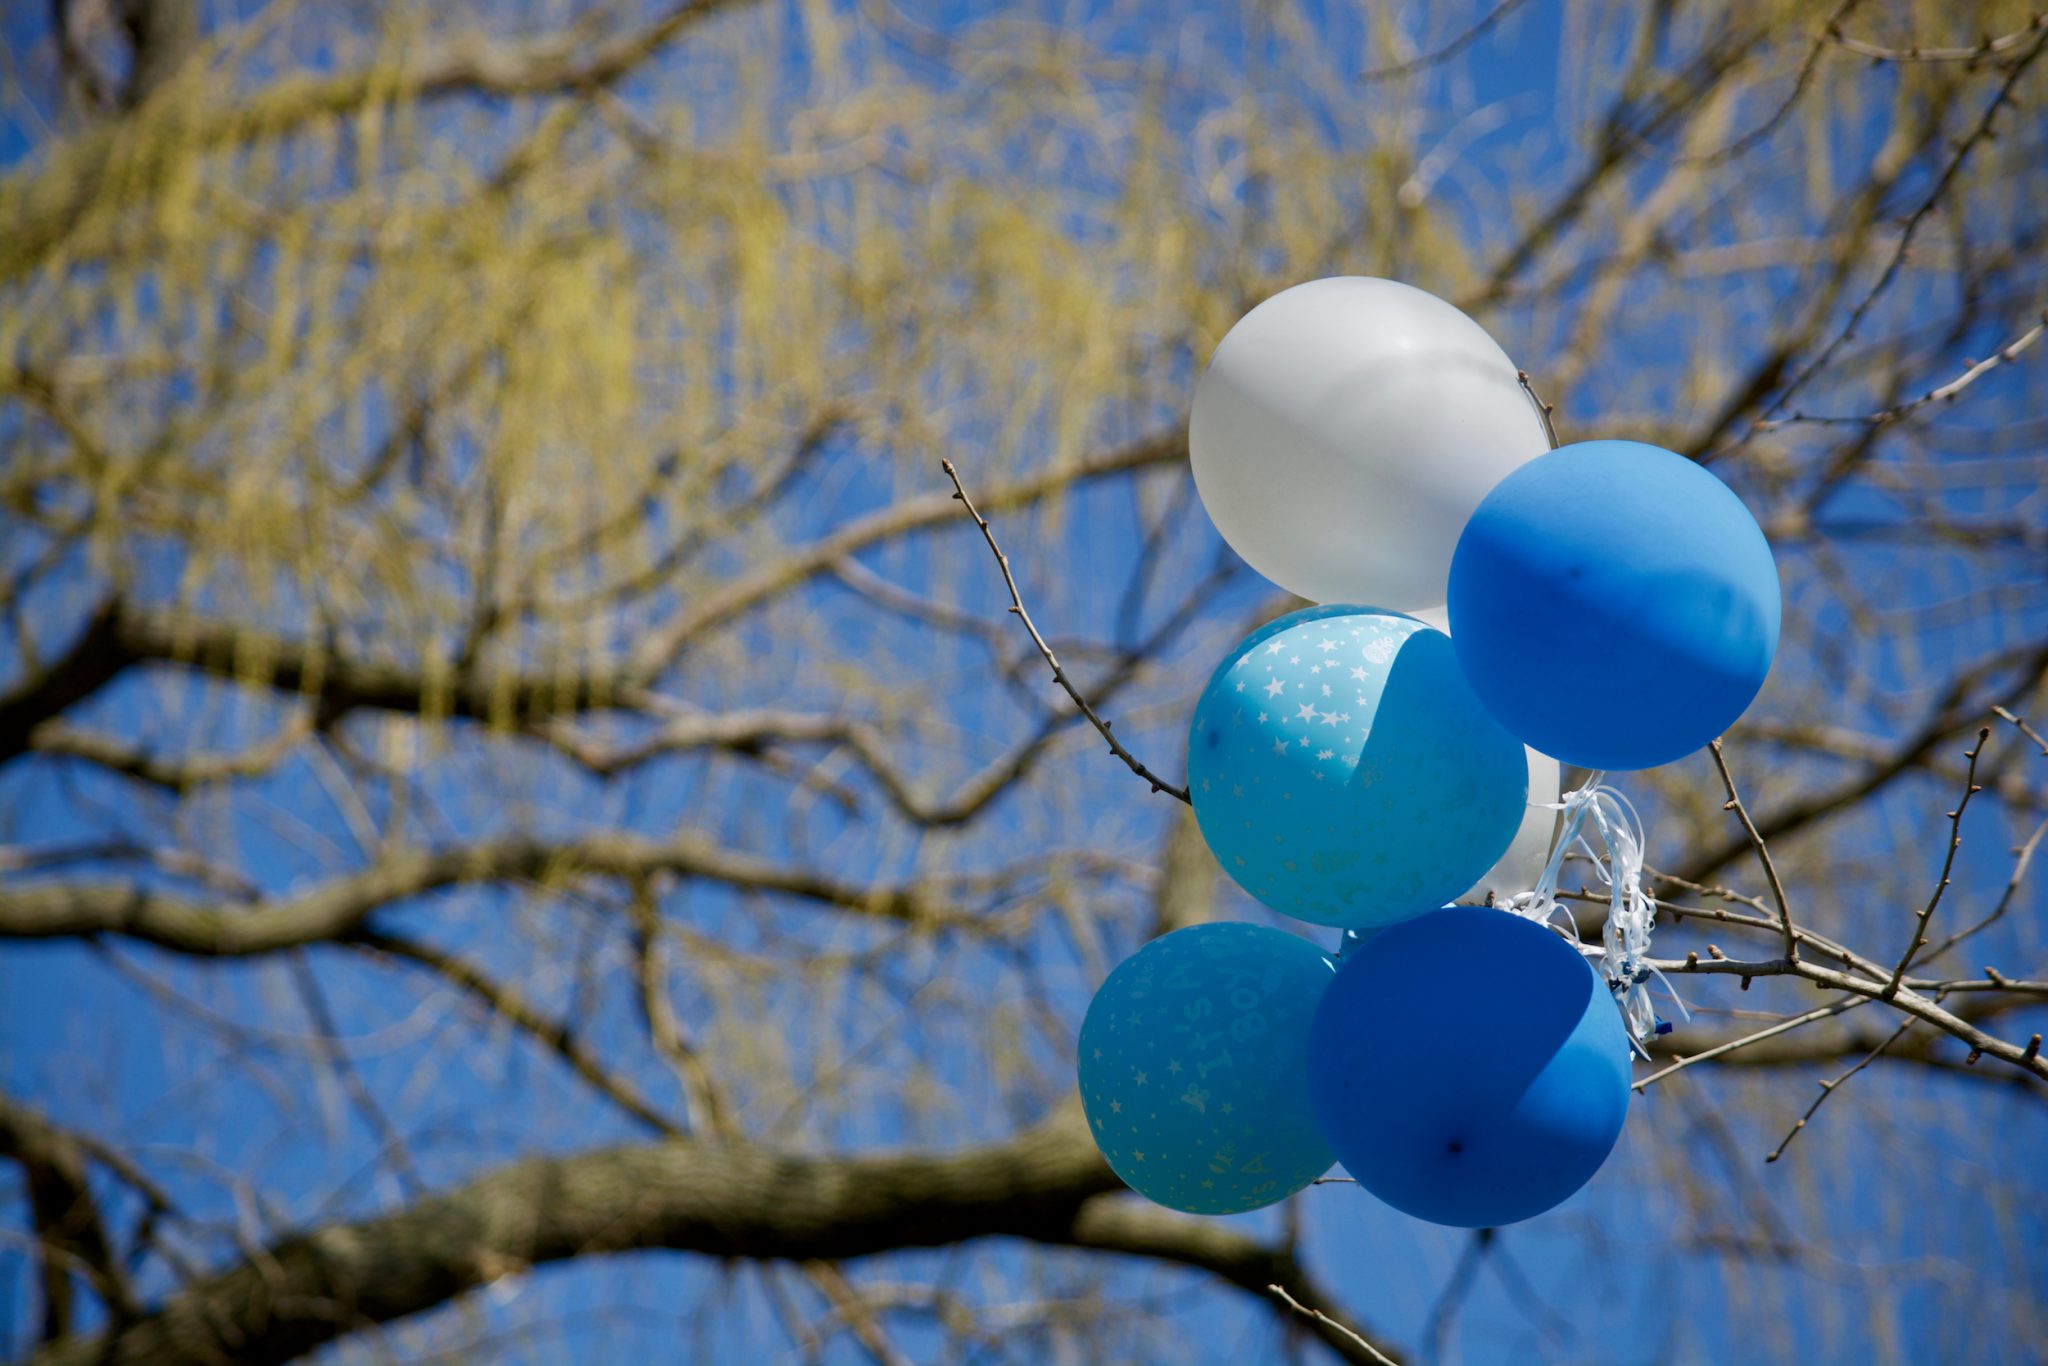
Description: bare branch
1360,0,1531,83
941,459,1191,805
1919,811,2048,963
1268,1283,1401,1366
1696,0,1869,163
0,833,1059,954
626,880,733,1140
1758,309,2047,428
1884,728,1990,995
0,1092,141,1335
1708,739,1798,961
631,433,1183,678
1516,369,1561,449
22,1115,1389,1366
1992,703,2048,758
1633,997,1872,1092
1824,15,2048,63
1765,1017,1917,1163
28,716,312,792
285,953,425,1198
1677,642,2048,885
1752,30,2048,429
352,930,685,1138
1648,953,2048,1082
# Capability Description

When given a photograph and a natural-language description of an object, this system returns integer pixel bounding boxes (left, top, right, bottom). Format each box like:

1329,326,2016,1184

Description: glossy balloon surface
1447,440,1780,771
1307,907,1631,1228
1190,277,1549,609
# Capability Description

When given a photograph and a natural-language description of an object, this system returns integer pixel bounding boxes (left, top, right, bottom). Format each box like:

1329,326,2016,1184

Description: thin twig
1708,739,1798,961
1687,0,1869,165
803,1260,915,1366
286,952,425,1198
1824,14,2048,62
1633,996,1871,1092
1757,310,2047,429
627,877,732,1139
1516,369,1560,449
1360,0,1531,81
1765,1016,1917,1162
1747,29,2048,432
1267,1284,1400,1366
1992,704,2048,757
1921,812,2048,963
1642,950,2048,1081
1885,728,1990,994
942,459,1191,804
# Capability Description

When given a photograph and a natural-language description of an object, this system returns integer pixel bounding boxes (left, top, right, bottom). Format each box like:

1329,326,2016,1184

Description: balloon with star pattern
1187,606,1528,929
1078,922,1337,1215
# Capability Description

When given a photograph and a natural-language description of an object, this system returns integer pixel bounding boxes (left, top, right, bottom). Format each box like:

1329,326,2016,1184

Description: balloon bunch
1080,278,1780,1227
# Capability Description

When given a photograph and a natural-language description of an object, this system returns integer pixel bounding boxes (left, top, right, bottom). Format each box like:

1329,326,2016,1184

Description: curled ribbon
1500,776,1689,1056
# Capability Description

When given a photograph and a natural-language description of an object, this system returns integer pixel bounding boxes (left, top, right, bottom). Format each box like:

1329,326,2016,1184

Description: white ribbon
1499,776,1688,1056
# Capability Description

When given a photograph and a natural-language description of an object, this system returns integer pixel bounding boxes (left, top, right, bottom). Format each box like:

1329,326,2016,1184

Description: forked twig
1765,1016,1917,1163
1884,728,1990,994
1632,996,1872,1093
1921,811,2048,963
942,460,1192,804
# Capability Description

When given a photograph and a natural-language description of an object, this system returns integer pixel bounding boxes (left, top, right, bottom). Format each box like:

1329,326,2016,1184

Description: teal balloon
1307,907,1632,1227
1078,923,1336,1214
1188,607,1527,929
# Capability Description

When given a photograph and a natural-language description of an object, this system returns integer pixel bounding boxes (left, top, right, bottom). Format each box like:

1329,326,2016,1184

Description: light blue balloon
1306,907,1632,1228
1447,439,1781,771
1188,607,1527,929
1078,923,1335,1214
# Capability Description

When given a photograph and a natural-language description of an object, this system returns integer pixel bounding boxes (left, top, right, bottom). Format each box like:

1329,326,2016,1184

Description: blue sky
3,2,2045,1362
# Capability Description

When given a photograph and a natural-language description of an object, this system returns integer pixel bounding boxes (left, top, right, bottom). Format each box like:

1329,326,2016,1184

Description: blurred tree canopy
2,0,2045,1361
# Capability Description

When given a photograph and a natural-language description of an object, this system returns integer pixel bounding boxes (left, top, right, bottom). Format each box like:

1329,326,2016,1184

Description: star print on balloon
1188,607,1528,929
1078,922,1337,1215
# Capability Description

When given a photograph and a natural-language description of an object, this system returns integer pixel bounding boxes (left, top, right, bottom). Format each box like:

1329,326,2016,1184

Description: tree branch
1751,29,2048,429
1707,738,1799,961
1675,642,2048,885
941,459,1191,804
0,601,128,764
627,431,1183,679
21,1115,1391,1366
0,833,1037,954
1884,728,1989,993
0,1093,140,1337
350,930,686,1139
1824,15,2048,63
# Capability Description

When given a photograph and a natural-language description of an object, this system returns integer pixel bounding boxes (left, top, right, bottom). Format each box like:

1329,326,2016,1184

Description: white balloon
1411,606,1560,903
1189,277,1550,610
1460,746,1561,905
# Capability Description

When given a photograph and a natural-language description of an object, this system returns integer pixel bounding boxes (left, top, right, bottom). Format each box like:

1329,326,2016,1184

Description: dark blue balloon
1306,907,1630,1227
1447,439,1780,771
1079,923,1336,1214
